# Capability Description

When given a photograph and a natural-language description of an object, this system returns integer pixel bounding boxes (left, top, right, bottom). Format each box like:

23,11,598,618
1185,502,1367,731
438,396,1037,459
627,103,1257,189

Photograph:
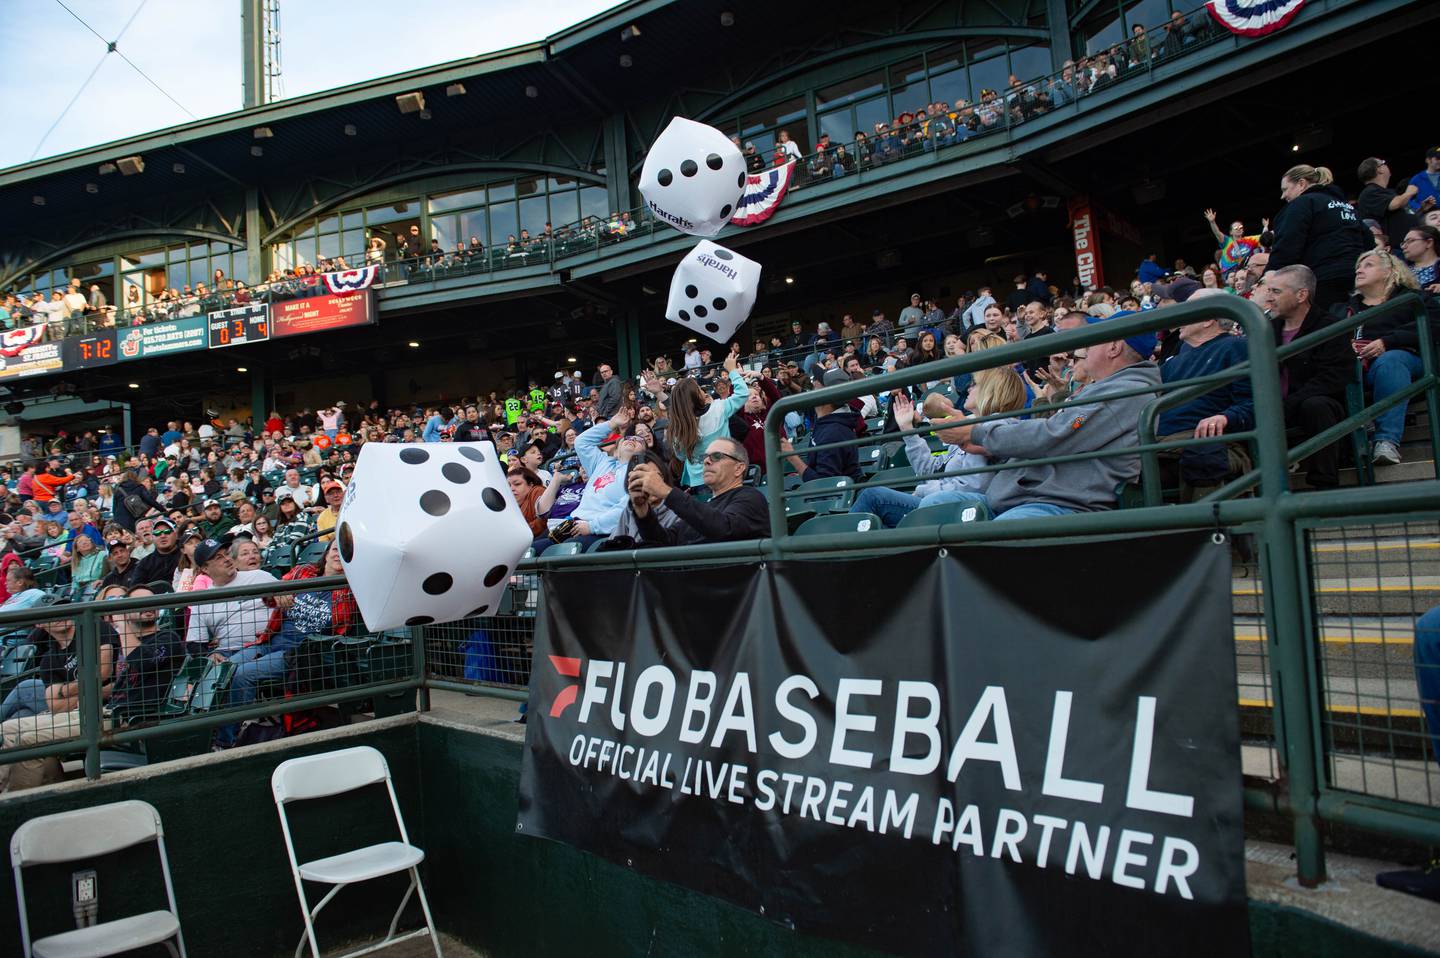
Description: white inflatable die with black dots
665,240,761,343
335,441,531,632
638,116,748,237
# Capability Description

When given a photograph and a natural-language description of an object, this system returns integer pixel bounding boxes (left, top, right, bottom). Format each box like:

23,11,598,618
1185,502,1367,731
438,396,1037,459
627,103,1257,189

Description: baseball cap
202,498,220,508
1084,310,1157,361
1151,276,1201,303
821,368,851,388
275,488,293,501
193,538,229,566
1427,146,1440,159
321,478,345,493
106,538,127,548
152,518,177,533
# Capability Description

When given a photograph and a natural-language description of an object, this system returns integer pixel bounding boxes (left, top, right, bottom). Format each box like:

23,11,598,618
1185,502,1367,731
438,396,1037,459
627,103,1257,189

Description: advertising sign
0,341,64,380
1069,194,1106,292
271,290,374,339
518,534,1248,957
116,316,208,361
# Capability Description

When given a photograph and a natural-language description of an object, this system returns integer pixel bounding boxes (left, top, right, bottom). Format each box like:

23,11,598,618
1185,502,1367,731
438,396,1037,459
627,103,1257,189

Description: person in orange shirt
29,459,78,504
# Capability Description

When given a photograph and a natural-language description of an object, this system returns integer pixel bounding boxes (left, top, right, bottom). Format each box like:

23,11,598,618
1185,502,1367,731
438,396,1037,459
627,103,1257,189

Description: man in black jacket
626,437,768,545
777,369,865,481
1264,265,1352,489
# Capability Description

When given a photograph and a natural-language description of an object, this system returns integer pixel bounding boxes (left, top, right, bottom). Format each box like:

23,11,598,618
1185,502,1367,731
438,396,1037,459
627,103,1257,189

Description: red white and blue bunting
1205,0,1306,37
730,161,795,227
322,265,380,295
0,325,46,358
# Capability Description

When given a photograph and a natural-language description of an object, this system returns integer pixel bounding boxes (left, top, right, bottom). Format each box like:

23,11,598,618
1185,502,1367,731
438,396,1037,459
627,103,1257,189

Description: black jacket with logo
1269,184,1371,281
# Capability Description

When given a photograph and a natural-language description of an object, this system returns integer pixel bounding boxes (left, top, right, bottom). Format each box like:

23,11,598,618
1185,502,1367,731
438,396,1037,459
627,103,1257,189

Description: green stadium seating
0,644,38,696
542,541,583,557
784,476,856,527
896,500,992,528
795,512,883,536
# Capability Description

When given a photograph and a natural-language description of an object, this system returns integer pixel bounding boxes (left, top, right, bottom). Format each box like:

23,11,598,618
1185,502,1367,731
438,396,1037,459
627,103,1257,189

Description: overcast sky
0,0,622,170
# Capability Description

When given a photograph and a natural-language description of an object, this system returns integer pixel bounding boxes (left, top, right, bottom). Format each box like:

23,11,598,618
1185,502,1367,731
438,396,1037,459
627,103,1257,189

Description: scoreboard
208,303,270,349
61,330,118,370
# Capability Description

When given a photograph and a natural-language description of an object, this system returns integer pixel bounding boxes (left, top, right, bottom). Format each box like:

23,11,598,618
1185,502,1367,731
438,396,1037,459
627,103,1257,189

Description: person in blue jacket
667,354,750,488
532,408,645,552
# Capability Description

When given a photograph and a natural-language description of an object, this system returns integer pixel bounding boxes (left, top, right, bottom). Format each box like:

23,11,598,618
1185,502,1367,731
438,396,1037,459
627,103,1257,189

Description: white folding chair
10,799,187,958
271,745,442,958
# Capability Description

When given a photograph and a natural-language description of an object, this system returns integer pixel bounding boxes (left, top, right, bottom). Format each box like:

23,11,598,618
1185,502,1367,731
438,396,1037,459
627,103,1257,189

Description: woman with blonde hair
1268,163,1372,315
1335,249,1439,466
847,367,1025,527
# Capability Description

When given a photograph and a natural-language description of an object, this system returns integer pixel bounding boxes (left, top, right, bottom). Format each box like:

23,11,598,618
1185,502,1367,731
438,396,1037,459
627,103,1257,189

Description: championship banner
0,341,62,380
271,290,375,339
323,265,380,294
1069,194,1105,292
730,161,795,227
1205,0,1305,36
0,325,46,358
117,316,208,361
518,534,1248,956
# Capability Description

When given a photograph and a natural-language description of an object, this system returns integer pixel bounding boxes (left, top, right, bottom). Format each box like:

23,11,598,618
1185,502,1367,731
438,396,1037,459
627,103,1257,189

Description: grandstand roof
0,0,768,222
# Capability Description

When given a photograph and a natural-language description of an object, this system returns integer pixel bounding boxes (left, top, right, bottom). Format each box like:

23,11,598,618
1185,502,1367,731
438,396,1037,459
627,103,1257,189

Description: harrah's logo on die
547,655,583,717
696,253,737,281
647,199,694,231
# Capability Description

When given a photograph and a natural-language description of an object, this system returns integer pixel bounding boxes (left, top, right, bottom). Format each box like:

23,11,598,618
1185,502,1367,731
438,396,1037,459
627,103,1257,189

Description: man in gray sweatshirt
934,311,1161,519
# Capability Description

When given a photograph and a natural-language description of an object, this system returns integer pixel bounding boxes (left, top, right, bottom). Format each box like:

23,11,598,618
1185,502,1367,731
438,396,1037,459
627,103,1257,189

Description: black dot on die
458,447,485,462
680,159,698,177
706,153,724,171
419,489,450,516
713,297,727,310
484,565,508,588
657,168,673,187
423,572,453,595
441,462,470,484
467,605,489,618
406,615,433,626
400,448,428,464
713,249,733,261
705,322,720,333
737,171,746,188
482,487,507,512
694,304,708,318
678,309,690,322
685,284,698,298
719,204,732,219
338,522,354,562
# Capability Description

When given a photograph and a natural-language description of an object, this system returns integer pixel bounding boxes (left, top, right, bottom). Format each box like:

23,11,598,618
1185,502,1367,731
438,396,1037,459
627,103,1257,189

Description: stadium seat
0,644,38,696
784,476,856,526
159,656,209,718
795,512,883,536
542,541,583,558
188,659,236,714
294,538,331,567
270,745,442,958
896,500,992,528
859,445,886,474
10,800,188,958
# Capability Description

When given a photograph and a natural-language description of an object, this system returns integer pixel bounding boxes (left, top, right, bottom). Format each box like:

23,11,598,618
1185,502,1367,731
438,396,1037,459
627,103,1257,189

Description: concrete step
1231,575,1440,616
1305,538,1440,577
1310,521,1438,541
1340,458,1437,486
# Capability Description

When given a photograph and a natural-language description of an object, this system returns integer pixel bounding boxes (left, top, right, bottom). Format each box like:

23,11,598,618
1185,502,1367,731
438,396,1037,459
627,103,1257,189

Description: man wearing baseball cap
316,479,346,542
932,310,1161,520
98,537,139,590
198,499,234,539
132,517,182,587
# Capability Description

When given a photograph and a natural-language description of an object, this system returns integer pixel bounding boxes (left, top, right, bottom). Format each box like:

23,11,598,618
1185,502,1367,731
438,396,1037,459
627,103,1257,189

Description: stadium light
237,367,248,373
408,341,421,348
115,156,144,175
566,356,577,363
97,163,116,175
172,162,186,174
784,276,794,284
396,92,425,114
127,383,140,389
620,24,641,40
253,126,273,139
446,83,467,97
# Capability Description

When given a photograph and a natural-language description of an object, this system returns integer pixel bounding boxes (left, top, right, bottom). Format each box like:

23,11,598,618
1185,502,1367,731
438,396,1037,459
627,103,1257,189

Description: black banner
518,534,1247,956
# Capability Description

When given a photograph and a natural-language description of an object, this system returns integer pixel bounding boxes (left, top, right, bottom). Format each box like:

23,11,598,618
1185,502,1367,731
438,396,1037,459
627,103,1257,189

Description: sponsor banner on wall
0,341,63,380
271,290,375,339
0,325,46,358
116,316,208,361
1069,194,1105,291
518,533,1248,956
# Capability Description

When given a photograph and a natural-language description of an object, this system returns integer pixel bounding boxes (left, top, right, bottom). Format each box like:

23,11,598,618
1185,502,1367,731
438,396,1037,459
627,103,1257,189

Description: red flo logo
547,655,582,717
